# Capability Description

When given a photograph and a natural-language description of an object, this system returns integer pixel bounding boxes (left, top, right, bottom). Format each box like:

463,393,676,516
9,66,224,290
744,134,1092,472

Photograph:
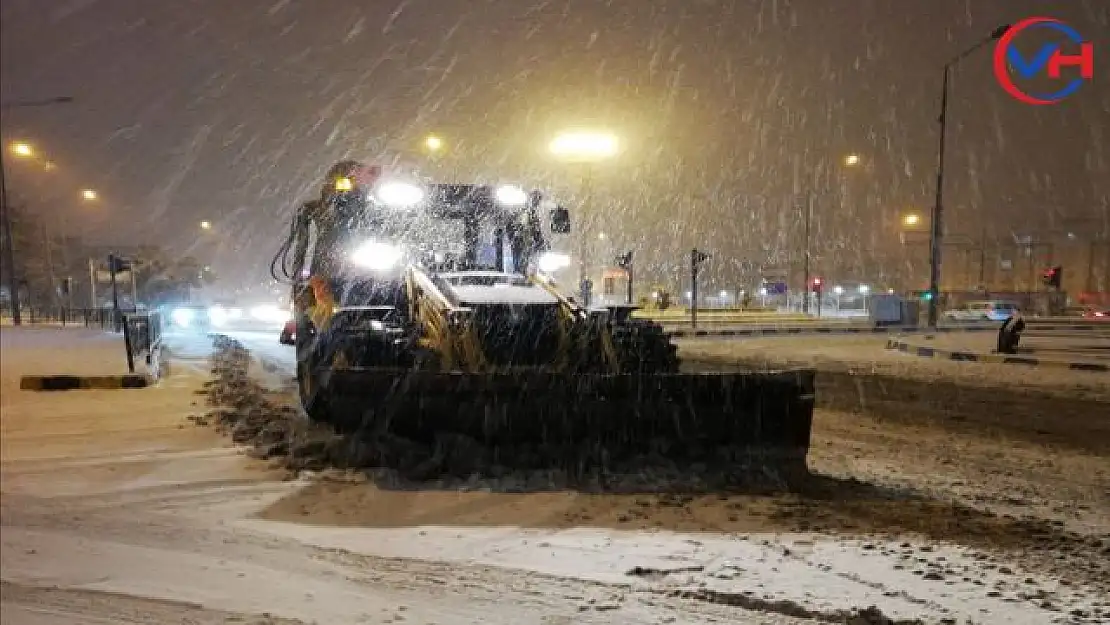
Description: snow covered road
4,327,1107,624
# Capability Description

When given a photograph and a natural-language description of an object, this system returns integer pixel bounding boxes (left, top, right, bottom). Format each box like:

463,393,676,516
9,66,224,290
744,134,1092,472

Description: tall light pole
801,153,861,314
549,130,619,305
926,26,1008,328
1,96,75,325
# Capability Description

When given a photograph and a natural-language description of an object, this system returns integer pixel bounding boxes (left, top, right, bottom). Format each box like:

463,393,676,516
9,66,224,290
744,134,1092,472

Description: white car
943,300,1019,322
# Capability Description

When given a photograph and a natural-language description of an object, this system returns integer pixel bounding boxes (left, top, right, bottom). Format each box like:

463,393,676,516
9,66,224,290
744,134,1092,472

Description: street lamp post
800,154,860,314
0,96,75,325
549,130,618,306
926,26,1008,328
0,146,21,324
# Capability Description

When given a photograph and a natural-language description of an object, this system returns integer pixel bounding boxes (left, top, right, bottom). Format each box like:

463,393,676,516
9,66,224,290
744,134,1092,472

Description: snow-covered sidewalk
0,326,139,380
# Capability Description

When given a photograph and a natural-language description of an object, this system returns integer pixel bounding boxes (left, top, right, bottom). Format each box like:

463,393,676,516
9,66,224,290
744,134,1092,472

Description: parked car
943,300,1019,322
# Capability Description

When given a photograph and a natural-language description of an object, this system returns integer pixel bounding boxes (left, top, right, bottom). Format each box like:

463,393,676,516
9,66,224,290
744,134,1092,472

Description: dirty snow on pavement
4,327,1107,624
205,335,1108,624
0,329,806,624
245,512,1101,625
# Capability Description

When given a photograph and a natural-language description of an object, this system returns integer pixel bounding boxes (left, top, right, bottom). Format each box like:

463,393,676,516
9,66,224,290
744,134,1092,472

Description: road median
885,337,1109,373
2,326,162,392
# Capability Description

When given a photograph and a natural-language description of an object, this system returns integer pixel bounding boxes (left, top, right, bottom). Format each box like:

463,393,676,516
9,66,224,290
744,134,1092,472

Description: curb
667,323,1108,339
19,374,155,391
668,325,996,338
884,339,1109,373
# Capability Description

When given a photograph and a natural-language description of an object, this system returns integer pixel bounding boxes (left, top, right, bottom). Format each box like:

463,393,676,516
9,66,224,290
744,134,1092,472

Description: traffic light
108,255,131,274
615,251,633,268
1041,265,1062,290
810,276,824,295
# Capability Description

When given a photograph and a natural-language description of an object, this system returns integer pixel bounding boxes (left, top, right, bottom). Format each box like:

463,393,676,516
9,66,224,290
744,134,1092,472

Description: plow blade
324,369,816,475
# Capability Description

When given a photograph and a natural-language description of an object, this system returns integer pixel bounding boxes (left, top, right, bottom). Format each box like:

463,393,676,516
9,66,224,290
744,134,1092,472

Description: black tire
295,319,332,423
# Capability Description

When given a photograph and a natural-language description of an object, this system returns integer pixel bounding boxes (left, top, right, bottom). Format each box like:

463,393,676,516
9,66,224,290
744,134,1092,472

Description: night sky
2,0,1107,290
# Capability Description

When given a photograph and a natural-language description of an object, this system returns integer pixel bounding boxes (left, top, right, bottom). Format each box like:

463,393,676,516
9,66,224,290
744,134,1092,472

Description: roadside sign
762,281,788,295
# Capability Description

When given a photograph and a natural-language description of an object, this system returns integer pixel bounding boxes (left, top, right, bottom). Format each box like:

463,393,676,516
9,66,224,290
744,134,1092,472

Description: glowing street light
81,189,98,201
548,130,619,162
1,96,75,327
843,153,861,167
10,142,34,158
902,213,922,227
423,134,444,153
199,220,212,230
549,129,619,305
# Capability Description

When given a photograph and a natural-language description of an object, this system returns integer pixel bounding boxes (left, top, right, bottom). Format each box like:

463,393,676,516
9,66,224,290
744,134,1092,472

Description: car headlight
375,181,425,208
171,308,194,327
537,251,571,274
351,240,405,271
250,304,287,323
208,306,229,326
495,184,528,207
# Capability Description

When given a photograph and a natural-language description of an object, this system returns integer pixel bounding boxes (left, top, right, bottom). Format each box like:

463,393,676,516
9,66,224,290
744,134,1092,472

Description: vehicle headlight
537,251,571,274
250,304,286,323
171,308,194,327
495,184,528,207
351,240,405,271
375,181,425,208
208,306,229,326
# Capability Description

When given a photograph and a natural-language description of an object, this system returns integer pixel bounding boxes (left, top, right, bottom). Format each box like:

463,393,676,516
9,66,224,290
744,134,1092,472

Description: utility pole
0,153,19,324
0,96,76,325
129,265,139,310
88,258,98,309
578,163,594,306
616,251,633,305
802,193,813,314
1087,239,1098,293
927,26,1008,328
109,255,122,332
690,248,710,329
927,63,951,327
978,227,987,290
39,220,58,307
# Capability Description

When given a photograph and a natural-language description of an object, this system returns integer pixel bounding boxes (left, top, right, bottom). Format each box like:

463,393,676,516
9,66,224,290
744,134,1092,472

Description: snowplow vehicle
271,161,815,476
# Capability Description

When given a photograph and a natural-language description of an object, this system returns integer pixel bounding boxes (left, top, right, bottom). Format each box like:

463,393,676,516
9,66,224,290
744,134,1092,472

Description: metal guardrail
0,307,144,329
121,311,163,374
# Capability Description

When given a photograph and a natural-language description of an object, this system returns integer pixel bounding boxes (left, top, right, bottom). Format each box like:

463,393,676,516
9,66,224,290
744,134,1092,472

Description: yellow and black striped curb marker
884,339,1109,373
19,374,154,391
